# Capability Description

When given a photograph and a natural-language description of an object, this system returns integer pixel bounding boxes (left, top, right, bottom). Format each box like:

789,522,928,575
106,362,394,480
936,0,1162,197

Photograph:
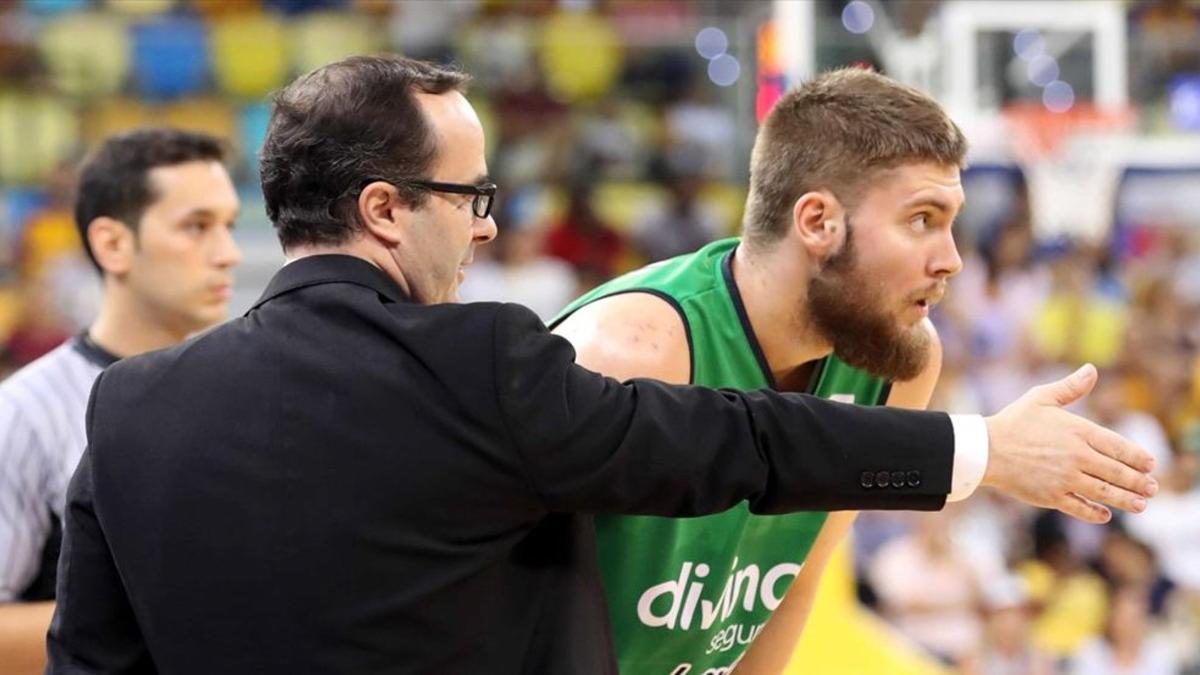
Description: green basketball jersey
551,238,891,675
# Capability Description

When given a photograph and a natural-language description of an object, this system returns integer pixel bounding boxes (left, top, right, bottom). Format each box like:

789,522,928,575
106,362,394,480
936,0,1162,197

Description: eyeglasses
408,180,497,219
351,178,498,219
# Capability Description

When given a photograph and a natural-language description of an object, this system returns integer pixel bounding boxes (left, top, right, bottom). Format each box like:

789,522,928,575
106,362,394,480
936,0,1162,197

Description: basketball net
1002,102,1136,243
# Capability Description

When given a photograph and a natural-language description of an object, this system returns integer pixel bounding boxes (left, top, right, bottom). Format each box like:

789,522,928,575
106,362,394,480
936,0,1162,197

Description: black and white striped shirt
0,334,117,602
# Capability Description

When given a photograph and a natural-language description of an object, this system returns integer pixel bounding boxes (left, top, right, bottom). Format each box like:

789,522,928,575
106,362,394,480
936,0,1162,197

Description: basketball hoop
1001,102,1138,242
1002,102,1136,161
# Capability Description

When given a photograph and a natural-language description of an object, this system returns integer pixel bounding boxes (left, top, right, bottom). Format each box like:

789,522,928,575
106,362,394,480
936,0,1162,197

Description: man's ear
357,181,411,246
791,190,845,258
87,216,136,276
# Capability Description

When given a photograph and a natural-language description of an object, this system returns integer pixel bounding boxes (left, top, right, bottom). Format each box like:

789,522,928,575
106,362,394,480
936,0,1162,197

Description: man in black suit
47,55,1156,674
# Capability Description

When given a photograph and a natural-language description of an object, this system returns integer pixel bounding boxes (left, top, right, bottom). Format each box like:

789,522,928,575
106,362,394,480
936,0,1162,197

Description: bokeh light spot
695,27,728,60
708,54,741,87
842,1,874,34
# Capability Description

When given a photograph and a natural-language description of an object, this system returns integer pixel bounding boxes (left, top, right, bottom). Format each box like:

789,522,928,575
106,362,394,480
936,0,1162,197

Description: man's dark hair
260,54,471,250
74,127,227,271
742,68,968,251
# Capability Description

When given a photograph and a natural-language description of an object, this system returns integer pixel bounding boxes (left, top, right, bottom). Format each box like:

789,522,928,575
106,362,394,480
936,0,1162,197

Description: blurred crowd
0,0,757,376
1,0,1198,673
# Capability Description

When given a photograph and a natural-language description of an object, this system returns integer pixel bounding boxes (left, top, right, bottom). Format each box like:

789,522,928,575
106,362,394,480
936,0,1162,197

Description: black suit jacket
48,255,954,674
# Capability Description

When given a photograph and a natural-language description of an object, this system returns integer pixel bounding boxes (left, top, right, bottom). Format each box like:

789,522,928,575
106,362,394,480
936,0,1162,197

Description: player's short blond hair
742,68,967,249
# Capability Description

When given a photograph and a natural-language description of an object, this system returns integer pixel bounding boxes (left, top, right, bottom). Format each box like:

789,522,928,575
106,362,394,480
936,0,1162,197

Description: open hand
982,364,1158,523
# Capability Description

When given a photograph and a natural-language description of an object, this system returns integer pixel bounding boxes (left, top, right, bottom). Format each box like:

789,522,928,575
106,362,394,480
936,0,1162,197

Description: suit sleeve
46,372,154,673
491,303,954,516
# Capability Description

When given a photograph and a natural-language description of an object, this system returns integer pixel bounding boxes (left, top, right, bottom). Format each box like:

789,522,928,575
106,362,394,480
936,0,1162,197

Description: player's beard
806,219,931,382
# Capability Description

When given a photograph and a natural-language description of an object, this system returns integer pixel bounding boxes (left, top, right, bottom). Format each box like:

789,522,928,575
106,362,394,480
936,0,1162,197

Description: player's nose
929,230,962,278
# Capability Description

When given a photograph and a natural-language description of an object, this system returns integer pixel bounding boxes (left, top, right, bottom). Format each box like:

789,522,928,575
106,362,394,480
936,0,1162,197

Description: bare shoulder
553,292,691,385
886,319,943,410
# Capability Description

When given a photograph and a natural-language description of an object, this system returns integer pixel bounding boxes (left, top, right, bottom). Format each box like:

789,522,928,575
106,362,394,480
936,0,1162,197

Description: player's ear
88,216,136,277
791,190,843,257
358,181,413,246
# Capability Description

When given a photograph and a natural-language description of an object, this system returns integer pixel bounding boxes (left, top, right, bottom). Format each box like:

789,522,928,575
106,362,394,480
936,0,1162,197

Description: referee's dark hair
260,54,470,250
74,128,227,272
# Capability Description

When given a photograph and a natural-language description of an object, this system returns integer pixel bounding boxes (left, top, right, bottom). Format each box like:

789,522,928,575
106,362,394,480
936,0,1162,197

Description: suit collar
249,254,410,313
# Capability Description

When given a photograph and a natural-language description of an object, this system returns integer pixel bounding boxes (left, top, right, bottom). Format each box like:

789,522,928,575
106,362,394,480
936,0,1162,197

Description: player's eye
909,213,930,232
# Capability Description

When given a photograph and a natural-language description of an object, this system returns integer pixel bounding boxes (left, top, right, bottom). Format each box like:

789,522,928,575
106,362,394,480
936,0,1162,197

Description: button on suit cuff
947,414,989,502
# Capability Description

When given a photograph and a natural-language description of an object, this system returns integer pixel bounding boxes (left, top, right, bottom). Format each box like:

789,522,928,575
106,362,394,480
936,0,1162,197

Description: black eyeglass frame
351,178,498,219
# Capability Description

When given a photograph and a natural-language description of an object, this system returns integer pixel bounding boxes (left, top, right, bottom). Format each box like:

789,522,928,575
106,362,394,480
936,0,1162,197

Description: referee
0,128,241,673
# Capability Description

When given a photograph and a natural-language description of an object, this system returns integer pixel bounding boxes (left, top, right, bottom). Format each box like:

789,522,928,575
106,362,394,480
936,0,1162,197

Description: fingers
1082,422,1156,474
1080,444,1159,499
1057,492,1112,524
1074,473,1148,514
1029,363,1098,407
